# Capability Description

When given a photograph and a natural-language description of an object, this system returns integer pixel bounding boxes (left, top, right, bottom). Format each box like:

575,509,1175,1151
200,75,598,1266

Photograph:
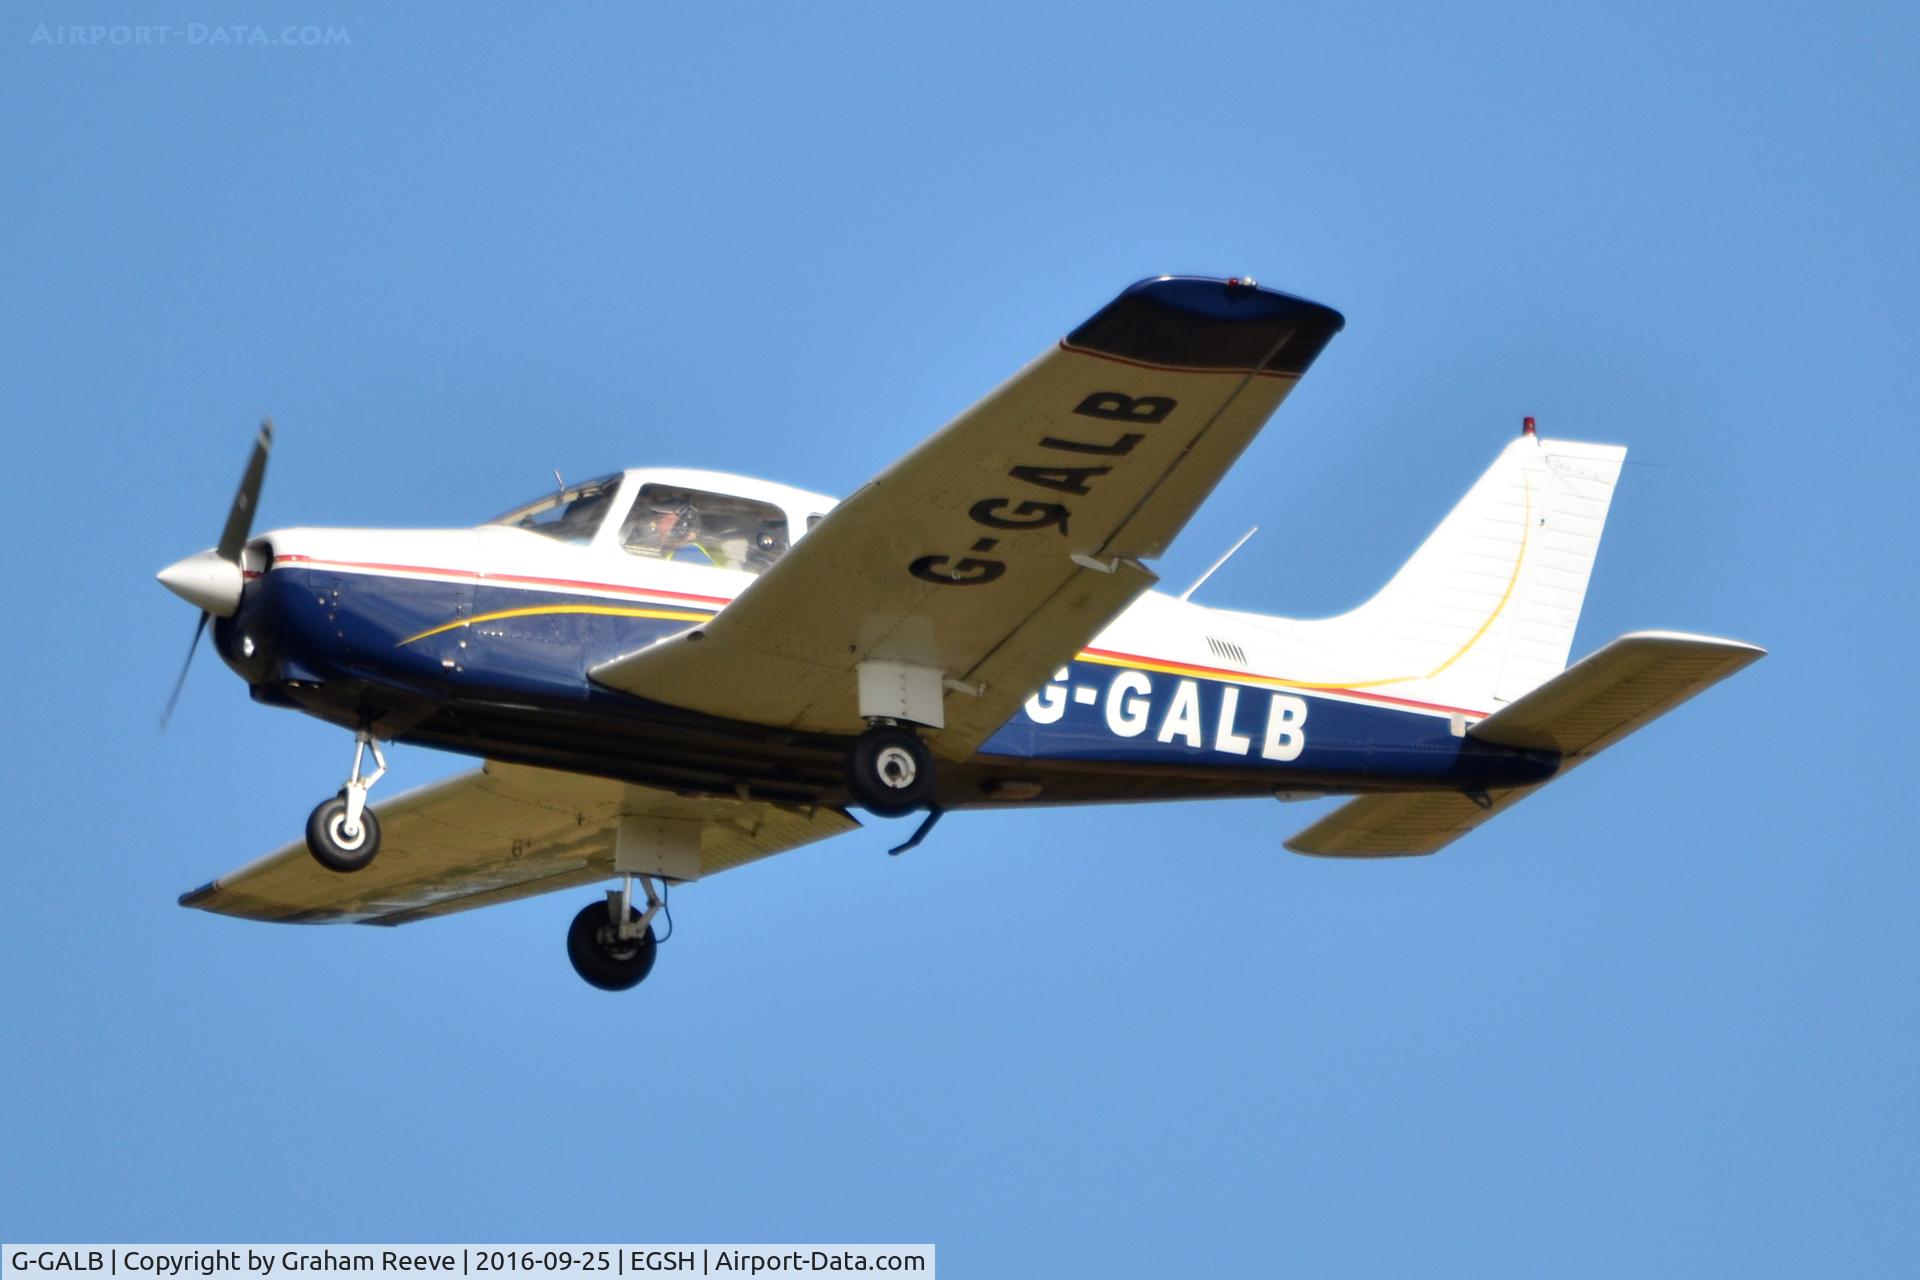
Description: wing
592,276,1344,754
180,762,860,925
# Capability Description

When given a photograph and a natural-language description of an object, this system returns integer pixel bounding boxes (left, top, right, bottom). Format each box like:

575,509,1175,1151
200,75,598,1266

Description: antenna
1177,526,1258,602
553,468,566,492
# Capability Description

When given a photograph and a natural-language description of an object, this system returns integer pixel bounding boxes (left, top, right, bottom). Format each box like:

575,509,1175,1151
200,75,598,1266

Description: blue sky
2,0,1915,1272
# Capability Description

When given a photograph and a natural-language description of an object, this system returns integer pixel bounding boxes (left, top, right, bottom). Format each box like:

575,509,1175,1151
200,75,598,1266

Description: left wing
180,762,859,925
592,276,1343,754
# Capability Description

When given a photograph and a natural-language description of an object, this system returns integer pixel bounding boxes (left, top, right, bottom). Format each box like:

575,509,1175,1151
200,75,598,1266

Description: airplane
156,275,1763,991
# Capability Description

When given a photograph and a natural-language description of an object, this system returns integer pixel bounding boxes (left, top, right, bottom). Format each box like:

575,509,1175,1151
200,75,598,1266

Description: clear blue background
3,1,1914,1273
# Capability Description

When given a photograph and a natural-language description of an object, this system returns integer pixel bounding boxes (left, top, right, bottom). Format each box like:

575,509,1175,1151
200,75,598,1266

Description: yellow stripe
1414,471,1531,682
394,479,1532,689
397,604,713,647
1083,474,1532,694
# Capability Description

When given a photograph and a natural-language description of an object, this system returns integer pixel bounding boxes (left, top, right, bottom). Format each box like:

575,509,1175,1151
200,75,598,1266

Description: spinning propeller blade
158,418,274,729
160,611,210,731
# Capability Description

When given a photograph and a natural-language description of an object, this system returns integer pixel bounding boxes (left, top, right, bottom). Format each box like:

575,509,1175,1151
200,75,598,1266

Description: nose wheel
845,723,935,816
305,729,388,873
306,793,382,872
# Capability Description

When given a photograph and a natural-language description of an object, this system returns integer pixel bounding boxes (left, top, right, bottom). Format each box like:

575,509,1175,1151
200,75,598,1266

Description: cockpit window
619,483,790,573
490,475,623,544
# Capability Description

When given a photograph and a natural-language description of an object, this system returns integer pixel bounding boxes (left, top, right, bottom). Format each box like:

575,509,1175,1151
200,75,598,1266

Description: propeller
158,418,273,728
160,612,211,730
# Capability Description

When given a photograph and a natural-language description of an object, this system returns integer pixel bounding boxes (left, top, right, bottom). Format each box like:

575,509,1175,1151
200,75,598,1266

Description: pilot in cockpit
624,493,699,558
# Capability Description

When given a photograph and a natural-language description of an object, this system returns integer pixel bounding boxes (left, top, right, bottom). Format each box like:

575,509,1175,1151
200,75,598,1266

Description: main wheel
845,725,935,816
305,794,381,873
566,900,658,992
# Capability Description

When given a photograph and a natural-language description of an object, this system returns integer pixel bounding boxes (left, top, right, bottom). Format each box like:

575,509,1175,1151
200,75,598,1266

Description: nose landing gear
306,793,381,872
305,730,388,873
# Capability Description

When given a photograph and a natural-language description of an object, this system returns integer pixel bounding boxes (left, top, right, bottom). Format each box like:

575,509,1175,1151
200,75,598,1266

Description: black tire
305,794,381,873
566,900,658,992
845,725,935,816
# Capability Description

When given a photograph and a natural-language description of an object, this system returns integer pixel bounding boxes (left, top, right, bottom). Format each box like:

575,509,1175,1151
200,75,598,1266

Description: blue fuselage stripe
217,566,1555,791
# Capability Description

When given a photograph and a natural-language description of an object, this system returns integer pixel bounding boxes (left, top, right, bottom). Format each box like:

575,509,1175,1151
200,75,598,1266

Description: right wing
1286,631,1765,857
180,762,859,925
592,276,1344,755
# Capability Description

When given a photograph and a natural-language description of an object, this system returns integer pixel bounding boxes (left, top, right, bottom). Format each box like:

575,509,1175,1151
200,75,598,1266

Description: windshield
489,474,623,544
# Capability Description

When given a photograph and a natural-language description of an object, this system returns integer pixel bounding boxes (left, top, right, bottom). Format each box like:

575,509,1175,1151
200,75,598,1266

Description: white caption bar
4,1248,933,1280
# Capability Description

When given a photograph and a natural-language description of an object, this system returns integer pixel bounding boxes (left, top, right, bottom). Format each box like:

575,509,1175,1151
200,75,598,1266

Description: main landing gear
844,721,935,816
567,875,664,991
305,730,387,873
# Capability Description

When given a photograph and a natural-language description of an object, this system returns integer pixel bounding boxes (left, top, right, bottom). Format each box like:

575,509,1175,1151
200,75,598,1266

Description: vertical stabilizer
1381,432,1625,710
1373,432,1626,711
1230,432,1627,714
1497,436,1629,703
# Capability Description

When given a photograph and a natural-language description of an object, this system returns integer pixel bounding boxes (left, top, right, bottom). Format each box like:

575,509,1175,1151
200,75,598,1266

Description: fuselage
212,466,1556,811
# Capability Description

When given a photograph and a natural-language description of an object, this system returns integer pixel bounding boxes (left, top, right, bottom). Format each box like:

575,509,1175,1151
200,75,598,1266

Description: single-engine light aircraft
158,276,1763,990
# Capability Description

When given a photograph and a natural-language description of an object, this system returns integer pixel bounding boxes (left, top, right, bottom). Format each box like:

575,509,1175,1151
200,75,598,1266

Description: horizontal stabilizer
1284,787,1541,858
1467,630,1765,758
1285,630,1763,857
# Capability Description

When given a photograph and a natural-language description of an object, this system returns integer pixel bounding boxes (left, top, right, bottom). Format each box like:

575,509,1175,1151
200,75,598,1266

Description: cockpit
488,469,834,575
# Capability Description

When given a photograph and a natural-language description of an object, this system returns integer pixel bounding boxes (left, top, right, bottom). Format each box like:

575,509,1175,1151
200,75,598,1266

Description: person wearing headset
625,494,699,558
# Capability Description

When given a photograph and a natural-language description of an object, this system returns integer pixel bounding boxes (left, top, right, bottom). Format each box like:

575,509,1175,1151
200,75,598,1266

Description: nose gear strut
304,729,389,873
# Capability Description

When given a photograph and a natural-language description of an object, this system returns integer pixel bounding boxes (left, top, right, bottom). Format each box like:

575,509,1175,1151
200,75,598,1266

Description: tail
1243,430,1628,715
1257,431,1767,858
1285,629,1765,856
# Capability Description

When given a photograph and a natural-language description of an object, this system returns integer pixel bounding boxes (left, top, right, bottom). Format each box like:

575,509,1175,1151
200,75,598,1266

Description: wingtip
1615,629,1768,660
1067,275,1346,376
1119,274,1346,329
